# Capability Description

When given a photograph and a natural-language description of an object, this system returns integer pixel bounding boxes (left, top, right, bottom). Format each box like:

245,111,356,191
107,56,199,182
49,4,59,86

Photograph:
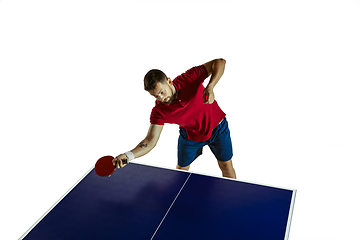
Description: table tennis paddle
94,155,116,177
95,155,129,177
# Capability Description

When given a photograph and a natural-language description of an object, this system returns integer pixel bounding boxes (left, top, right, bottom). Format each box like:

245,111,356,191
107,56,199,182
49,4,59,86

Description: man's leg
177,128,203,172
208,118,235,179
217,159,236,179
176,164,191,171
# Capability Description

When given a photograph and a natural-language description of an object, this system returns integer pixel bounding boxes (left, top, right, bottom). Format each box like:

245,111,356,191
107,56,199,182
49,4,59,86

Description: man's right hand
112,154,128,168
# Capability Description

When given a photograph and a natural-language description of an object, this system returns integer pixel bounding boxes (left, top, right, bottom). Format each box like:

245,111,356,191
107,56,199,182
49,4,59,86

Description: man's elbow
146,137,158,150
213,58,226,70
150,141,157,150
218,58,226,64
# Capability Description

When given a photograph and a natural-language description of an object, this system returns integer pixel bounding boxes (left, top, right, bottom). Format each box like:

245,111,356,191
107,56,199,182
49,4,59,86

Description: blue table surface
21,163,296,240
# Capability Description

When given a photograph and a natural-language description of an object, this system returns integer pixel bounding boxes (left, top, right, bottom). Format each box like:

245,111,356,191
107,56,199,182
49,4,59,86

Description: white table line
150,173,192,240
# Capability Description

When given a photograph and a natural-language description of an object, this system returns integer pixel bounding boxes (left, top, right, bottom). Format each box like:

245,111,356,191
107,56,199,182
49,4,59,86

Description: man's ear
167,78,173,84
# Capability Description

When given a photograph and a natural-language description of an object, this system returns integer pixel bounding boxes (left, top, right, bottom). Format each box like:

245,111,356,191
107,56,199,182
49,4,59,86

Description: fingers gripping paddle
95,155,115,177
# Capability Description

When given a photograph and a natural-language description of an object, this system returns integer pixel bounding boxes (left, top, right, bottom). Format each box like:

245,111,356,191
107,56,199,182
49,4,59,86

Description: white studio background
1,0,359,239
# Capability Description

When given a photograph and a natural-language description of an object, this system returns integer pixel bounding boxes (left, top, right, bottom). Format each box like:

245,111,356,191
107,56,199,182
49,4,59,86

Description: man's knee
218,159,236,179
218,159,233,168
218,159,234,170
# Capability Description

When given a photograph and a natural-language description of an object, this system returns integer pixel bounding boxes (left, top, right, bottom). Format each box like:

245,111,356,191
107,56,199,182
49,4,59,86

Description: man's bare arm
113,124,163,168
131,124,163,158
202,58,226,104
203,58,226,88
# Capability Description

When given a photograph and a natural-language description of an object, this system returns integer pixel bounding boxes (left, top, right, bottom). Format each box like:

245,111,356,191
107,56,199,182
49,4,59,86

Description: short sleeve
178,65,209,84
150,107,165,125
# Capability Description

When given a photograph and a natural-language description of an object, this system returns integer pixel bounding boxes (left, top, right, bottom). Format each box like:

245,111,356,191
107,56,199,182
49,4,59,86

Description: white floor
1,1,359,240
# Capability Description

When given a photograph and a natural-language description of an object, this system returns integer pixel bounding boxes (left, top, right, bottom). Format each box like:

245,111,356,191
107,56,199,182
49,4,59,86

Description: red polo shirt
150,65,226,141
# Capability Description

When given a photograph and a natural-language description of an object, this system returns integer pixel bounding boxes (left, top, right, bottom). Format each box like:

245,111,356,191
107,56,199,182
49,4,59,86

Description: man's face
148,78,176,105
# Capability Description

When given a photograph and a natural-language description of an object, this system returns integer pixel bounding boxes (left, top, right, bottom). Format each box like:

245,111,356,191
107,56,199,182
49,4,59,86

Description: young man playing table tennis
113,58,236,179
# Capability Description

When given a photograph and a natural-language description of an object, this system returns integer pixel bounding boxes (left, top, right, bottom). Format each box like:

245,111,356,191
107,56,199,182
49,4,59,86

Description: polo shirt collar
172,80,184,107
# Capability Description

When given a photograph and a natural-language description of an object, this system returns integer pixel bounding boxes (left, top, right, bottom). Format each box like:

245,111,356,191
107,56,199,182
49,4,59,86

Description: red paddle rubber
95,155,115,177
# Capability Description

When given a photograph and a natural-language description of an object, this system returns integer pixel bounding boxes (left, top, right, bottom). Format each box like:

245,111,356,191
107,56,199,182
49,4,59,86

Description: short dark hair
144,69,167,91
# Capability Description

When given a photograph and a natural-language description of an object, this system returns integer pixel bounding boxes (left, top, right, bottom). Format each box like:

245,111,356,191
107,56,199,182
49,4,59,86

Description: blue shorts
177,117,233,167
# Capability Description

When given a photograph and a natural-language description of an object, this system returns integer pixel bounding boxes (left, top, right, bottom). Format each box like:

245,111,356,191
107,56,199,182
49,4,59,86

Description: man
113,58,236,179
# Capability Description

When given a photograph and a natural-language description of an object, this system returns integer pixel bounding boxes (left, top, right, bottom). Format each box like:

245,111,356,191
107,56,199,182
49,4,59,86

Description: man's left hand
203,87,215,104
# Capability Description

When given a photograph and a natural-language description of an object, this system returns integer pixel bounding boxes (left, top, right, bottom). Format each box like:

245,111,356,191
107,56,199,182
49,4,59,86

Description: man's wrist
124,151,135,163
206,83,215,90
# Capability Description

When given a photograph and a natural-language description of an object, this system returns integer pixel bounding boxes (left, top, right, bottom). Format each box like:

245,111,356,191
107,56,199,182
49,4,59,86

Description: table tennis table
19,162,296,240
